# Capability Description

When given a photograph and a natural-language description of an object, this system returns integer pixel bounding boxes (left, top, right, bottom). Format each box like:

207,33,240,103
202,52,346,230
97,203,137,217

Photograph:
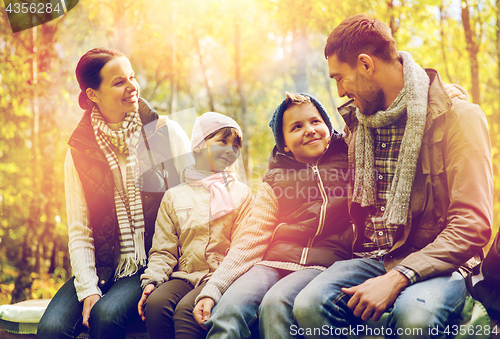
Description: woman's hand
193,297,215,329
443,83,467,101
138,284,155,321
82,294,100,328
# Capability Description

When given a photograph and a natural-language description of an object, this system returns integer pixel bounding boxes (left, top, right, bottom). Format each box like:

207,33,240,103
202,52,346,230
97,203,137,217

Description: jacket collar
337,99,357,133
424,68,453,133
267,131,345,170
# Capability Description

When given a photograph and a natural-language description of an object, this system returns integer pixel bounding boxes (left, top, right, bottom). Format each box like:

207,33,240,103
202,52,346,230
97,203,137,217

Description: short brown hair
324,14,398,68
283,92,312,111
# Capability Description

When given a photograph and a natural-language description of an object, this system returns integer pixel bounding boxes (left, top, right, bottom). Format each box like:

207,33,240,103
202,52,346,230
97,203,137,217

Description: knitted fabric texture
353,51,429,226
269,93,334,152
191,112,241,151
91,107,147,280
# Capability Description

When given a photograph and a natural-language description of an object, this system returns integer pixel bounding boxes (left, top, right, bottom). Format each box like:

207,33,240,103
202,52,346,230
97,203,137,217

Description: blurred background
0,0,499,305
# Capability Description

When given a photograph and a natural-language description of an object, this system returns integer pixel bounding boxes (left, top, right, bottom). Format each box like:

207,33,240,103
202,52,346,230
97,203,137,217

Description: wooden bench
0,299,148,339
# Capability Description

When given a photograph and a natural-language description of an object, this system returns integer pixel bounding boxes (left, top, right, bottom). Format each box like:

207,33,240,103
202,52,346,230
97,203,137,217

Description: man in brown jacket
293,14,492,338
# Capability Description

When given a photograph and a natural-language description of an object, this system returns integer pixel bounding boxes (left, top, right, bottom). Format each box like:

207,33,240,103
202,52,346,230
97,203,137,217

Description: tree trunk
113,2,131,54
291,25,309,93
497,0,500,88
63,243,72,277
386,0,399,36
169,1,178,115
34,243,41,274
12,20,60,301
48,241,58,274
234,20,249,178
194,31,215,112
323,71,343,128
439,4,453,83
10,235,34,303
12,27,38,303
461,0,481,104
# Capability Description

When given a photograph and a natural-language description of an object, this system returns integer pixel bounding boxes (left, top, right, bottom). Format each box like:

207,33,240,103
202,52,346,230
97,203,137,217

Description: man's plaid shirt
354,113,418,284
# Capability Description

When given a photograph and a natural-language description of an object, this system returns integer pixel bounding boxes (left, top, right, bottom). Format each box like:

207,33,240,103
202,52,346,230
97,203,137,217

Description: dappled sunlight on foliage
30,273,66,301
0,266,66,305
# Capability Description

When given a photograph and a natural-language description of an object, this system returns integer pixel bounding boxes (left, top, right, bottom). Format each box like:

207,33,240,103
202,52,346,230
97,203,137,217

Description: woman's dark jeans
37,273,143,339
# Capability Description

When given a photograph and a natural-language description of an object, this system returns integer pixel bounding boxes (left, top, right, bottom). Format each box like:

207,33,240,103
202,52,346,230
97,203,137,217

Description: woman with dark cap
37,47,193,339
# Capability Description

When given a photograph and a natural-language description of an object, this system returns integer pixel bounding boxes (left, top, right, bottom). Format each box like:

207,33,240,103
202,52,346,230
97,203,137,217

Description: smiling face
195,128,242,172
328,54,385,116
282,103,331,164
87,56,139,123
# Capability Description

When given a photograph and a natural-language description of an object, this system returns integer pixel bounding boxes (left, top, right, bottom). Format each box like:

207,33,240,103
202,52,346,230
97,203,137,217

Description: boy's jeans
205,265,321,339
294,258,467,339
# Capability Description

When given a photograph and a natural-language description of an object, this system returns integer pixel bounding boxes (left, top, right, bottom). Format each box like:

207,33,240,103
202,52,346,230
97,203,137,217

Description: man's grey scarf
91,107,147,280
352,51,429,226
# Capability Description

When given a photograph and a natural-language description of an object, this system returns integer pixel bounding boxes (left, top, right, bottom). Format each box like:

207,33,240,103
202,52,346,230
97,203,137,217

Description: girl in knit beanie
138,112,253,339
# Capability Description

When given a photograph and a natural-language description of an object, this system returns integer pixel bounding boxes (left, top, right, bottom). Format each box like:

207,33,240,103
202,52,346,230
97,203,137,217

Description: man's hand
138,284,155,321
82,294,100,328
193,297,215,329
443,83,467,101
341,270,410,322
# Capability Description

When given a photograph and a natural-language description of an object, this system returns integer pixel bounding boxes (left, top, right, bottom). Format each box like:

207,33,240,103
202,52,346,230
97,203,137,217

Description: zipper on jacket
268,223,286,247
175,207,192,218
300,164,328,265
345,128,358,259
351,222,356,259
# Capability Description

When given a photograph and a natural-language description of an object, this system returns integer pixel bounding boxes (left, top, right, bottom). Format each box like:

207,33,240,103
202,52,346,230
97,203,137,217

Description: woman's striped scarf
91,107,147,280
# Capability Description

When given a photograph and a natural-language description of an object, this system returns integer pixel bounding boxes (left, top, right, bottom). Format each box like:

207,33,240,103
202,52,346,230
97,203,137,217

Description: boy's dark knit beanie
269,93,334,152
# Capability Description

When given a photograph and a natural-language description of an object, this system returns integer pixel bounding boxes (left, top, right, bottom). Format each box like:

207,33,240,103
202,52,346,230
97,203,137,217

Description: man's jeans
205,265,321,339
294,258,467,339
37,274,143,339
